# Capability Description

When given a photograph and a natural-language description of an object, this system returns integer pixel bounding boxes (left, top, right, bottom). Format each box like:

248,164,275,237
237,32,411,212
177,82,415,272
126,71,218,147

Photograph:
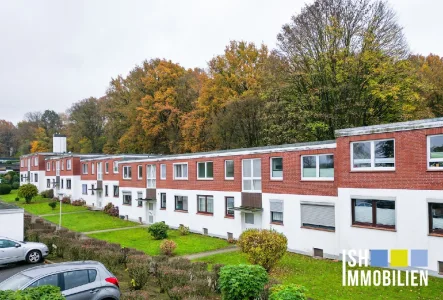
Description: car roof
21,261,103,277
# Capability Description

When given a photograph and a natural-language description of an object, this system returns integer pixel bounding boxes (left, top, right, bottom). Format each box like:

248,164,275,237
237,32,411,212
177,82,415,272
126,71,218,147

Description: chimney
53,134,67,153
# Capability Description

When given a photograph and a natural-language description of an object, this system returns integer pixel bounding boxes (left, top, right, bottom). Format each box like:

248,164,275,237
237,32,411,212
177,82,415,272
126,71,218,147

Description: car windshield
0,274,33,290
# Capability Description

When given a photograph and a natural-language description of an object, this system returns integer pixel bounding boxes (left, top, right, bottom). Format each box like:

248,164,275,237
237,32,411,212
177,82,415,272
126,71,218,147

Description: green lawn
195,251,443,300
44,211,138,232
88,228,231,256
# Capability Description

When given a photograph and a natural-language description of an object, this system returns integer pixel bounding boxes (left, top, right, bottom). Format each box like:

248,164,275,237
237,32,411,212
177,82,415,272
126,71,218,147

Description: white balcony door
147,165,156,188
147,202,155,224
56,161,60,176
97,162,103,180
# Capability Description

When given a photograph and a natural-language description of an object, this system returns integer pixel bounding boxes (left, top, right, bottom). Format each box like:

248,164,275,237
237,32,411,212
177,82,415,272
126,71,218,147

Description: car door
61,269,101,300
0,239,24,264
27,273,60,289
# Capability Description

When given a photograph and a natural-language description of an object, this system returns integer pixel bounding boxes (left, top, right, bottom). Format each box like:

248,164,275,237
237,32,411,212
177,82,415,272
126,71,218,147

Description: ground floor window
429,202,443,235
46,179,50,188
61,179,64,189
34,173,38,182
82,184,87,195
175,196,188,211
225,197,234,217
91,184,95,195
352,199,395,229
123,192,132,205
270,200,284,224
160,193,166,209
301,202,335,231
113,185,119,197
104,185,108,196
67,180,71,189
197,195,213,214
244,213,254,224
137,192,143,207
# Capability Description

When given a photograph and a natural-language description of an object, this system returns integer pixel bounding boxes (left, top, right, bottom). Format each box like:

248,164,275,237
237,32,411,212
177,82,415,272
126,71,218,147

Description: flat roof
335,117,443,137
0,202,23,210
80,154,158,162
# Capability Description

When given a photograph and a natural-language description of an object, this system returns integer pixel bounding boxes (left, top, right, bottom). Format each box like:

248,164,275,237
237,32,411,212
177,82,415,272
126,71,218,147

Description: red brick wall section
102,158,122,181
336,127,443,190
81,161,96,180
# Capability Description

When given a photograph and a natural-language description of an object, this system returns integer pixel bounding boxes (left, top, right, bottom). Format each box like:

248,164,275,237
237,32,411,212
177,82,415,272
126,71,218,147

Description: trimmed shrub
127,255,151,290
48,201,57,210
40,189,54,199
178,224,190,235
160,240,177,256
0,285,65,300
0,184,12,195
71,199,86,206
61,196,71,204
12,182,20,189
219,264,268,300
148,222,169,240
237,229,288,271
18,183,39,203
269,284,307,300
103,202,119,217
15,197,19,201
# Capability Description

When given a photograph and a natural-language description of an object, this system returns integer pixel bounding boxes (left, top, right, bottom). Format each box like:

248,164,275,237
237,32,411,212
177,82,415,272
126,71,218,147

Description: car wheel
26,250,41,264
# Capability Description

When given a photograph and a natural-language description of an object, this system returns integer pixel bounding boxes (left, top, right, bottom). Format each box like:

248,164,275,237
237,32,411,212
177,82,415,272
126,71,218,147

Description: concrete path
39,210,92,217
183,246,239,260
82,224,149,235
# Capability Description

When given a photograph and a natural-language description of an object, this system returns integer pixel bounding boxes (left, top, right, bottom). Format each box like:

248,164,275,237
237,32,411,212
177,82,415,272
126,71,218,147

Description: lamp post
59,196,62,230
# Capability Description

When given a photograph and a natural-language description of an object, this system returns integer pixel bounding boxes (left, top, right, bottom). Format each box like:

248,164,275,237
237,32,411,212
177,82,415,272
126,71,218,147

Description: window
82,184,88,195
46,179,50,188
242,159,261,192
160,193,166,209
429,202,443,235
91,163,95,175
46,162,50,171
270,200,284,224
113,185,119,197
123,192,132,205
91,184,95,195
113,161,118,173
20,174,23,182
147,165,156,188
302,154,334,180
61,179,64,189
30,173,33,182
175,196,188,211
301,202,335,231
104,185,108,196
34,157,38,166
197,195,214,214
52,161,55,170
0,239,16,248
428,135,443,168
225,160,234,179
138,165,143,179
61,160,64,171
123,166,132,179
21,160,24,167
225,197,234,217
82,164,88,174
160,164,166,180
352,199,395,229
105,162,109,173
67,180,71,189
270,157,283,179
34,173,38,182
174,163,188,180
137,192,143,207
197,161,213,179
63,270,90,290
351,139,395,170
67,159,72,170
28,274,58,288
245,213,254,224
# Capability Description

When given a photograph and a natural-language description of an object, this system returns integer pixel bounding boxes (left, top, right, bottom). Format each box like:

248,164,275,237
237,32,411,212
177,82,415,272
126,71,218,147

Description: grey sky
0,0,442,125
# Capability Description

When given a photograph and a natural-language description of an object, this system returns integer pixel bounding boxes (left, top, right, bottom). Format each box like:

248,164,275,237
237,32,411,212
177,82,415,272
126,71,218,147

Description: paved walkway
183,246,239,260
82,224,149,235
39,210,92,217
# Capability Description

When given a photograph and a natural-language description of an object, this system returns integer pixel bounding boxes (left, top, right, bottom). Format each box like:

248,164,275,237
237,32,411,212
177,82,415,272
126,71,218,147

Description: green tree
0,120,18,157
18,183,39,204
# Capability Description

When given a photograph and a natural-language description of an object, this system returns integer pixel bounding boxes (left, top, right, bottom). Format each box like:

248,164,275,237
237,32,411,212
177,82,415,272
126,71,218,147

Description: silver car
0,261,120,300
0,236,49,264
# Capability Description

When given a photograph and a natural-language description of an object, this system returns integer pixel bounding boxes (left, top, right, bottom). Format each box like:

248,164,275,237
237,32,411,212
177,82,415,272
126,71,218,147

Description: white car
0,237,49,264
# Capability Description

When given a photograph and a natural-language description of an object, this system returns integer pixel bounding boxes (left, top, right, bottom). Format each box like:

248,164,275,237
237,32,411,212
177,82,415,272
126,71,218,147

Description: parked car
0,236,49,264
0,261,120,299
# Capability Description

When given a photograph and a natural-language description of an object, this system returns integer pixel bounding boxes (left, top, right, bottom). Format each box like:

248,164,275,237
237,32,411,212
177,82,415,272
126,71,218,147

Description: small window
63,270,90,291
28,274,58,288
270,200,284,224
242,159,261,192
137,192,143,207
82,184,88,195
123,166,132,179
301,203,335,231
197,161,213,179
225,197,234,217
47,179,50,188
46,162,50,171
429,202,443,235
91,184,95,195
314,248,324,258
197,195,214,214
52,161,55,170
161,193,166,209
301,154,334,180
138,165,143,179
351,139,395,170
113,185,119,197
270,157,283,179
34,156,38,166
147,165,156,188
67,159,72,170
245,213,254,224
175,196,188,211
428,135,443,169
61,179,64,189
82,164,88,174
67,180,71,189
225,160,234,179
34,173,38,182
439,261,443,275
123,192,132,205
104,185,108,196
105,162,109,173
113,161,118,173
91,163,95,175
174,163,188,180
61,160,64,171
160,164,166,180
352,199,395,229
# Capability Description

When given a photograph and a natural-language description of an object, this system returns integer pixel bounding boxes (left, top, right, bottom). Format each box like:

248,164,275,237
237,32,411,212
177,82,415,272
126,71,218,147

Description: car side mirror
15,244,21,248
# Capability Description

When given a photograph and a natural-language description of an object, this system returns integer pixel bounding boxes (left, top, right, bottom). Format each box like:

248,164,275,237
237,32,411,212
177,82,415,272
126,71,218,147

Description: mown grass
88,227,231,256
195,251,443,300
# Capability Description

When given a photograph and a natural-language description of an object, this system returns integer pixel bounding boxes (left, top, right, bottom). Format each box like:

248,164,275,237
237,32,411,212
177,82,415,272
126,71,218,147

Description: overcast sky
1,0,442,125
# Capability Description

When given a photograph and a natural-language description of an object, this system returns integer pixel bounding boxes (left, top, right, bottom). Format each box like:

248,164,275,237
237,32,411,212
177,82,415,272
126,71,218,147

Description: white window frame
242,158,261,192
82,184,88,195
34,157,38,166
173,163,188,180
113,161,118,173
147,164,156,188
197,161,213,180
123,192,132,205
61,160,64,171
105,162,109,174
160,164,166,180
427,135,443,170
301,154,334,181
67,159,72,170
91,162,95,175
46,162,50,171
21,160,24,167
97,162,103,180
123,166,132,179
82,163,88,174
225,160,234,180
138,165,143,180
270,157,283,180
350,139,395,171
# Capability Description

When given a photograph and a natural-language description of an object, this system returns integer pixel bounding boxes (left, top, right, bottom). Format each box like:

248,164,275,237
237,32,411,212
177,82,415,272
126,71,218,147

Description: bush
121,290,151,300
40,189,54,199
15,197,19,201
11,182,20,189
48,201,57,210
127,255,151,290
178,224,190,236
160,240,177,256
148,222,169,240
269,284,307,300
71,199,86,206
0,285,65,300
219,264,268,300
103,203,119,217
237,229,288,271
0,184,12,195
17,183,39,203
61,196,71,204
